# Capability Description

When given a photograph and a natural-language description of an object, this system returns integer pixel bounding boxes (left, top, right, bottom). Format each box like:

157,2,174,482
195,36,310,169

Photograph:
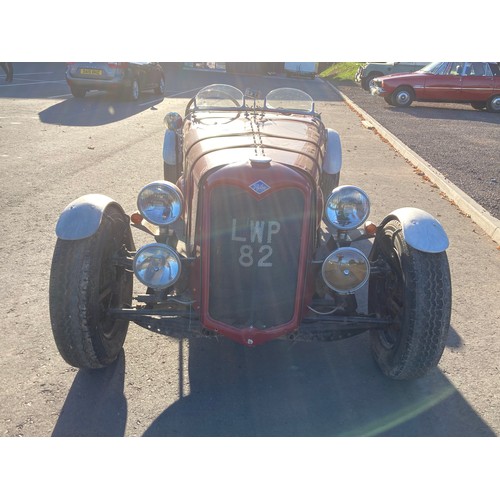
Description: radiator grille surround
207,184,306,331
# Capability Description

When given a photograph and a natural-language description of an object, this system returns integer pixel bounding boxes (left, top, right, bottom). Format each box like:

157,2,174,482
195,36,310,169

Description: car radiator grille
208,185,305,329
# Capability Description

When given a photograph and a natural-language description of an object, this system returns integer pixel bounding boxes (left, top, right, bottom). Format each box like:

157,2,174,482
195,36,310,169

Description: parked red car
371,62,500,112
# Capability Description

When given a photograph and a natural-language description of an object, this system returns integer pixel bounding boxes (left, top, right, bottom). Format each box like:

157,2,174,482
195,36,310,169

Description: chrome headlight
163,111,183,130
137,181,183,226
322,247,370,294
133,243,181,289
325,185,370,230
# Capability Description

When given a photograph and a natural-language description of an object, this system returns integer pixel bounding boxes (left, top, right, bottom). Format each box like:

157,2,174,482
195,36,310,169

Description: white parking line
11,76,63,82
165,87,204,98
12,72,56,76
0,80,67,87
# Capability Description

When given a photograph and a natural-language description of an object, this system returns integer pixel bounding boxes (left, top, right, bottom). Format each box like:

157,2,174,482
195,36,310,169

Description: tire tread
370,220,452,379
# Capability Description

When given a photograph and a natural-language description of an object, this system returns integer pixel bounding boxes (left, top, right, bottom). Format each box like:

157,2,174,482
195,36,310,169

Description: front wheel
123,78,140,101
486,95,500,113
368,220,451,379
320,171,340,201
49,206,134,369
362,72,383,92
164,160,182,184
155,75,165,96
391,86,414,107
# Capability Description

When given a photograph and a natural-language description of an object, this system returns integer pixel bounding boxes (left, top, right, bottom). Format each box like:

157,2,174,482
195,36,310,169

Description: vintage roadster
49,84,452,380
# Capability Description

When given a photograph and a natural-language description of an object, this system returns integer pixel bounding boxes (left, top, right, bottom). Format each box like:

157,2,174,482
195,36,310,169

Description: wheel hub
491,96,500,112
396,91,410,105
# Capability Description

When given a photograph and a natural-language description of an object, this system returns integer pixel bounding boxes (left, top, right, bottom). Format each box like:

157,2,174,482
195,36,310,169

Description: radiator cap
250,155,272,167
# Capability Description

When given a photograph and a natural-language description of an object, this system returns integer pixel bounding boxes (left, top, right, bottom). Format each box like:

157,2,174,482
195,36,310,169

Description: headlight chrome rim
325,185,370,230
133,243,181,290
321,247,370,294
137,181,183,226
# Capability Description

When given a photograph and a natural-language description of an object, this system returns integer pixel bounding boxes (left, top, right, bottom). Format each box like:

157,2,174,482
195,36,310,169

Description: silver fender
379,207,449,253
55,194,126,240
162,129,177,165
323,128,342,174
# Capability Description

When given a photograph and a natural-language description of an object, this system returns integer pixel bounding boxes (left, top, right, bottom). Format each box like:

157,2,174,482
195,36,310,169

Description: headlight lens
133,243,181,289
137,181,183,226
163,111,183,130
325,185,370,230
322,247,370,294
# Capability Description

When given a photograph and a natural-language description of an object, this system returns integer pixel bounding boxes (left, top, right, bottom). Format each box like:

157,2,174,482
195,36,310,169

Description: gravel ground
332,81,500,220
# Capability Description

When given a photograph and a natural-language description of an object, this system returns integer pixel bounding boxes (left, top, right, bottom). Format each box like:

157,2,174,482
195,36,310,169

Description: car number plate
80,68,102,76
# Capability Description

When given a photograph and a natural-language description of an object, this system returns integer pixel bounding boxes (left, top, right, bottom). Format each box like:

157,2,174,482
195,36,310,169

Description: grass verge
319,62,363,83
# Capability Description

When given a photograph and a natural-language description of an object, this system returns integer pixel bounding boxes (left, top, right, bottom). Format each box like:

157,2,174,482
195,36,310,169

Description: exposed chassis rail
110,308,394,342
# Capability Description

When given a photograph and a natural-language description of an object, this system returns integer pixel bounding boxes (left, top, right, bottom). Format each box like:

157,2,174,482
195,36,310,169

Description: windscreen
194,84,244,109
265,88,314,112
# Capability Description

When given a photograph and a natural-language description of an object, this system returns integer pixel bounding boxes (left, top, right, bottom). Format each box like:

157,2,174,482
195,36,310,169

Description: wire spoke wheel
49,206,134,369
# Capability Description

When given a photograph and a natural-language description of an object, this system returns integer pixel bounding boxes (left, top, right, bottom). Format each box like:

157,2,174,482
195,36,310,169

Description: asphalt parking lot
333,81,500,221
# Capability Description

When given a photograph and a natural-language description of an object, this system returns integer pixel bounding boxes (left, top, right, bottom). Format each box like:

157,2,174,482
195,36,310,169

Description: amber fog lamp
364,220,377,235
322,247,370,294
130,212,143,224
133,243,181,289
325,185,370,230
137,181,183,226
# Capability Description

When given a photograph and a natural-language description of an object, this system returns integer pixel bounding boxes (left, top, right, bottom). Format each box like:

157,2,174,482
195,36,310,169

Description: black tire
486,94,500,113
123,78,140,101
70,86,86,98
470,102,486,110
361,72,383,91
154,75,165,96
164,160,182,184
384,96,394,106
368,219,451,380
49,205,134,369
320,171,340,202
391,86,414,107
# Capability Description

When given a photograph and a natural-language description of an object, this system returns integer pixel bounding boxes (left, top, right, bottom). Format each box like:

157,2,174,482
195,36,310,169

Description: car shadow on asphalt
52,350,127,437
387,106,500,124
38,93,164,127
141,331,493,437
51,327,492,437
